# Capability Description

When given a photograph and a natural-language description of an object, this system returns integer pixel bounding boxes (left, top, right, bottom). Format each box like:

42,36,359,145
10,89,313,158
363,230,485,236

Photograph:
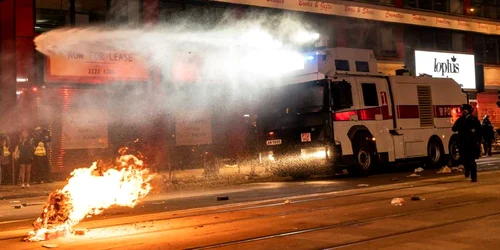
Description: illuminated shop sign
45,51,151,84
415,50,476,90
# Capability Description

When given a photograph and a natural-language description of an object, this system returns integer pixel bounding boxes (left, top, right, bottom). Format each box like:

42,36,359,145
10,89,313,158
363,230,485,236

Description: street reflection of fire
25,152,153,242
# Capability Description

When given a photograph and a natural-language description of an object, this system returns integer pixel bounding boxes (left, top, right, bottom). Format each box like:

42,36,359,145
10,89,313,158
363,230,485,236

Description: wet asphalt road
1,156,500,233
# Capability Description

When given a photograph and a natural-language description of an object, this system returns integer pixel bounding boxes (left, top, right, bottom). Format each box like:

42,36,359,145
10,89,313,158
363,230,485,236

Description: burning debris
25,147,154,242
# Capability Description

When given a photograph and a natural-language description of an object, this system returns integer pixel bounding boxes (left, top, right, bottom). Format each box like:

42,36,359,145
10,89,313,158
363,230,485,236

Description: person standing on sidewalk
452,104,482,182
481,115,495,156
0,135,11,186
15,130,35,188
33,127,51,183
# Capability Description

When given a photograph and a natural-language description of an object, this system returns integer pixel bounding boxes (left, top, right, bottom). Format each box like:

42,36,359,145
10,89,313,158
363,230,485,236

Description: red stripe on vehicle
333,110,357,121
397,105,420,119
334,106,393,121
381,105,392,120
358,107,381,120
334,105,461,121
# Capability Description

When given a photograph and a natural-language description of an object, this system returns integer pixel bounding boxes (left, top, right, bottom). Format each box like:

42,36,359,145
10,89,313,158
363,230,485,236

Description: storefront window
418,0,433,10
484,3,498,19
404,26,420,47
365,23,379,52
358,0,395,4
470,0,500,20
474,35,486,63
379,0,395,4
449,0,463,14
36,0,107,32
403,0,449,12
403,0,418,8
451,32,465,52
36,0,68,32
420,28,436,50
485,36,499,64
404,26,465,53
159,1,231,26
471,34,500,65
434,0,449,12
477,92,500,128
380,26,397,57
436,30,452,51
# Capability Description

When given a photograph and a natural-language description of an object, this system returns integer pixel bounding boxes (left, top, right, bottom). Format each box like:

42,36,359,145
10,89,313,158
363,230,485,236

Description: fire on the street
24,153,154,242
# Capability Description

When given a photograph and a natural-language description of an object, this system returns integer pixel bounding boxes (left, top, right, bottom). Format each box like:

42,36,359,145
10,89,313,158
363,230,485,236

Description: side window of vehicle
355,61,370,72
331,80,354,110
335,60,350,71
361,83,379,107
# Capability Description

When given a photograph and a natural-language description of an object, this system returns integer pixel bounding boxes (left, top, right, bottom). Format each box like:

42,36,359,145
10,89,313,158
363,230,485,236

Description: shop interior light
16,77,28,82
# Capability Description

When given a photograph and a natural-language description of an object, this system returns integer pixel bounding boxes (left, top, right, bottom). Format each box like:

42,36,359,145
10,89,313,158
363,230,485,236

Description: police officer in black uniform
452,104,482,182
481,115,495,156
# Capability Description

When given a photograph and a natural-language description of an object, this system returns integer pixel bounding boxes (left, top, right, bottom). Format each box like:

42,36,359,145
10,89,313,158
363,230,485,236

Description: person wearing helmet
481,115,495,156
452,104,482,182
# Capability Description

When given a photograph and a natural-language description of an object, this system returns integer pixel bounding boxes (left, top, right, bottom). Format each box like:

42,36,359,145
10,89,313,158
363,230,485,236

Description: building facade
1,0,500,181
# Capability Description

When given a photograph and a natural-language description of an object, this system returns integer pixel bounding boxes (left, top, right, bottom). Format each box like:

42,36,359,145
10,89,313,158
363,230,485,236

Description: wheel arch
347,125,376,153
347,125,373,141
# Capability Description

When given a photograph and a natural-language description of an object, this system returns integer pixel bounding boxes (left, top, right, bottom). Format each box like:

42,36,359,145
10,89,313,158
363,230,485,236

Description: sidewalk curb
0,192,51,200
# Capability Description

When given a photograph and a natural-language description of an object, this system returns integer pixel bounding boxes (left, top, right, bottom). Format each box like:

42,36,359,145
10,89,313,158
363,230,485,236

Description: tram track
185,197,499,250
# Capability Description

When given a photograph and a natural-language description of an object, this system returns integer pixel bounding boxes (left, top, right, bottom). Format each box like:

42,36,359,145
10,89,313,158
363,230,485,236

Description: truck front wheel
354,144,376,176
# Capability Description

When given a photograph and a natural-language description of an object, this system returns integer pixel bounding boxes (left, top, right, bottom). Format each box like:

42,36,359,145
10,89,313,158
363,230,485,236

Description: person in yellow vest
34,142,46,156
33,127,51,183
0,135,11,186
14,130,34,188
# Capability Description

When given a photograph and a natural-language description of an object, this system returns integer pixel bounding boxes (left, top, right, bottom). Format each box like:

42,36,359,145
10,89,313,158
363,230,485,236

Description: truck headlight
268,151,275,161
300,147,327,159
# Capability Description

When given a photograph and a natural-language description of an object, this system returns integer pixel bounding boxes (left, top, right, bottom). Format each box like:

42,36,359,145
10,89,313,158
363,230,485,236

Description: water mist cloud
34,13,319,89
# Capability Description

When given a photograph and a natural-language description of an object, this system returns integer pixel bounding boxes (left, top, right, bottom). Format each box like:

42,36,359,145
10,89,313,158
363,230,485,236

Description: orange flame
25,154,153,242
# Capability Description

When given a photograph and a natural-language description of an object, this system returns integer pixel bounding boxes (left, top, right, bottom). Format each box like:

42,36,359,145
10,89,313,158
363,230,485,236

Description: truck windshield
257,80,325,130
260,81,324,112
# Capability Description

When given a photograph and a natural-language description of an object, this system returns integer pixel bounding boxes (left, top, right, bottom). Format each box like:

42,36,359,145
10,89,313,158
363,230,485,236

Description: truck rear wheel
448,136,461,167
354,144,376,176
427,139,445,168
